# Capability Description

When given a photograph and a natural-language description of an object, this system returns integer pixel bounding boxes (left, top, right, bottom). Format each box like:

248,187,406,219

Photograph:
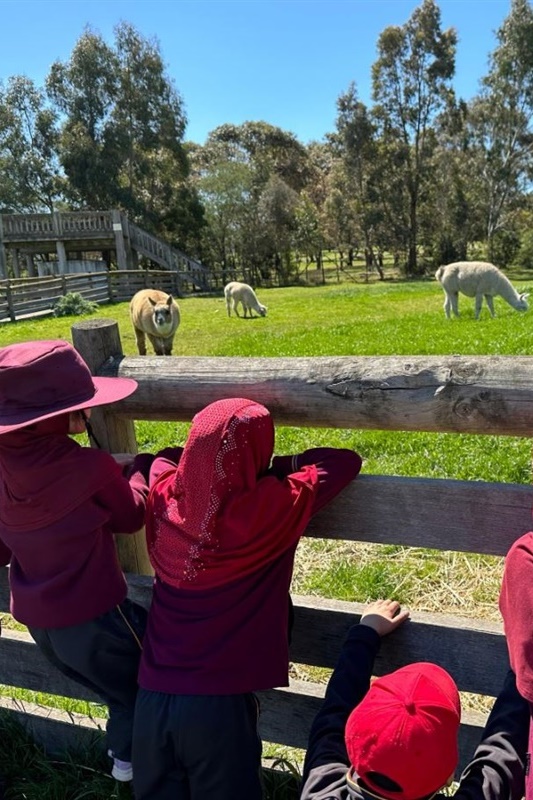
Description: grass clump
0,712,131,799
0,711,300,800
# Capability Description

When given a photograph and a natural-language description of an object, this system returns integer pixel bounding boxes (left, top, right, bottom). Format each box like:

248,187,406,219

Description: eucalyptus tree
47,28,120,209
423,100,483,265
332,83,388,275
46,23,194,244
195,154,255,282
0,76,63,212
208,121,311,194
288,141,333,278
257,175,300,283
371,0,456,274
111,22,188,215
467,0,533,260
200,122,311,281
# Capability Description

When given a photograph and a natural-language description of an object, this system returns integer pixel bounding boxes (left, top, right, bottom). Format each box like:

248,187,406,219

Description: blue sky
0,0,513,145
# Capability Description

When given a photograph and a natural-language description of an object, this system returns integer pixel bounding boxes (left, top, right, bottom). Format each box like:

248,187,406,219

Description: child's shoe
108,750,133,782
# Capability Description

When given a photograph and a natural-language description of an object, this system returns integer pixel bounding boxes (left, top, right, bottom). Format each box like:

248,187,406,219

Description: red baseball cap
0,340,137,434
345,662,460,800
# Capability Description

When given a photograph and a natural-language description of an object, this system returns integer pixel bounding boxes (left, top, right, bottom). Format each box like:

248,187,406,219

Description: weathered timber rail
0,317,532,781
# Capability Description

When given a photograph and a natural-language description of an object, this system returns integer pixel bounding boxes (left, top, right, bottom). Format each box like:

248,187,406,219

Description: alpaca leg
134,328,147,356
485,295,496,318
234,300,241,317
148,334,164,356
474,293,484,319
450,293,460,318
226,297,232,317
443,294,451,319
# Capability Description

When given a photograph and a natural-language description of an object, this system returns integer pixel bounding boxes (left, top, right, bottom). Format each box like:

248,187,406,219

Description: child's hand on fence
359,598,410,638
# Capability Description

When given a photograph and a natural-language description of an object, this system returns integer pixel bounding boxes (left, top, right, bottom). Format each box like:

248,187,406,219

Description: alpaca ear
148,297,157,307
522,293,530,300
167,295,173,306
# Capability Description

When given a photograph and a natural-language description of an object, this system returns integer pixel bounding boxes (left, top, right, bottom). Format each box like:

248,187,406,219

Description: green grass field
1,276,532,797
3,278,532,613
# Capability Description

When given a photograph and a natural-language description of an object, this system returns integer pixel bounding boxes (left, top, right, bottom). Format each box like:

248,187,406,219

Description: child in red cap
0,339,158,783
131,396,363,800
301,598,528,800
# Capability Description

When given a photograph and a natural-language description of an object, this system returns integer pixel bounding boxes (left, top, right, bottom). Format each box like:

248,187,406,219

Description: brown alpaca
129,289,180,356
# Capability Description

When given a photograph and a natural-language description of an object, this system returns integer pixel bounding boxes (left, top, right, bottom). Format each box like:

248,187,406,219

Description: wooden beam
0,629,488,778
0,588,508,697
96,353,533,436
306,474,533,557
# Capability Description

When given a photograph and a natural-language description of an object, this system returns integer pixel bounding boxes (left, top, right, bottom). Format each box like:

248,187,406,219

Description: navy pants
29,598,146,761
132,690,263,800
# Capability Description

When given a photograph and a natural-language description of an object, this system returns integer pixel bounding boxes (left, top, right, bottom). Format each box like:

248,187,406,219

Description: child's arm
300,600,409,799
94,452,152,533
452,669,528,800
270,447,362,514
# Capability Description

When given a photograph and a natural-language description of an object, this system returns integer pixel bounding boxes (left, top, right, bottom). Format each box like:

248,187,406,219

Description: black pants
132,690,263,800
29,598,146,761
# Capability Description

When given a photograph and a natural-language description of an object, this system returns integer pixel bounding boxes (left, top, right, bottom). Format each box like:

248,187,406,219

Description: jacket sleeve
149,446,184,487
94,452,151,533
270,448,362,516
300,624,381,800
452,669,528,800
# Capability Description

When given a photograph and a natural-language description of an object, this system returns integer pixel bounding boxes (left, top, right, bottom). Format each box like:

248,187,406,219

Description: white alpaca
130,289,180,355
224,282,267,318
435,261,529,320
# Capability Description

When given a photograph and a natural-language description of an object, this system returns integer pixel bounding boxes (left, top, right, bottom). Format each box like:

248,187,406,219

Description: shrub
515,230,533,270
53,292,99,317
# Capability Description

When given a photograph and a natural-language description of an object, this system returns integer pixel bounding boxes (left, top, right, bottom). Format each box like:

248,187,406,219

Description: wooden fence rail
1,317,532,781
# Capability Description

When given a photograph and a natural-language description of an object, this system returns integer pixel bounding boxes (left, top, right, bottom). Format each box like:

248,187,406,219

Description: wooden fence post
5,282,15,322
112,210,129,270
71,319,153,576
0,216,6,279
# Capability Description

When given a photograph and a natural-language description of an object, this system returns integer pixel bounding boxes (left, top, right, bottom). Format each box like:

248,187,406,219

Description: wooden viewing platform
0,210,210,291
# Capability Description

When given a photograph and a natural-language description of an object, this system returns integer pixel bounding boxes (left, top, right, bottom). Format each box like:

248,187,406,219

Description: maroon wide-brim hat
0,339,137,434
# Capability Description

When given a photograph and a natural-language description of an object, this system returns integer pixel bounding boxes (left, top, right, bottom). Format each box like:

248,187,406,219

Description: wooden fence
1,317,532,778
0,270,184,322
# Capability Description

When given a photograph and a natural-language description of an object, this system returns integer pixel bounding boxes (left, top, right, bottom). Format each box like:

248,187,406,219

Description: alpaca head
517,292,530,312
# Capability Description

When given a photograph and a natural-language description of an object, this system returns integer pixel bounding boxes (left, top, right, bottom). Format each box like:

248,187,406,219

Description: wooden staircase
0,210,210,292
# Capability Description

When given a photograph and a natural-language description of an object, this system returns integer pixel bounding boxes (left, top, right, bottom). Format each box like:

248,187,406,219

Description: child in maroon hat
301,598,528,800
0,339,157,783
131,396,362,800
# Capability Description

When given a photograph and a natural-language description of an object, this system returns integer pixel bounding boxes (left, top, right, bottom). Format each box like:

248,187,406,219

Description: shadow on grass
0,712,300,800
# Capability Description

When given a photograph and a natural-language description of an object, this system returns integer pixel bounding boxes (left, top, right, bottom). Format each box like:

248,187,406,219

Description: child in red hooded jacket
132,396,362,800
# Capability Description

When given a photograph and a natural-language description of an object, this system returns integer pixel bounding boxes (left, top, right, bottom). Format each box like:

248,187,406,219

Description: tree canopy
2,2,533,280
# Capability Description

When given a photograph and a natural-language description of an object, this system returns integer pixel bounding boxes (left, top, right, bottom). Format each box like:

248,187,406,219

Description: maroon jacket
0,451,152,628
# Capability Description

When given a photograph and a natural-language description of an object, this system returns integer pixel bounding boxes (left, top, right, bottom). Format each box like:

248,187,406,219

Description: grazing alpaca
435,261,529,319
224,282,267,318
129,289,180,355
